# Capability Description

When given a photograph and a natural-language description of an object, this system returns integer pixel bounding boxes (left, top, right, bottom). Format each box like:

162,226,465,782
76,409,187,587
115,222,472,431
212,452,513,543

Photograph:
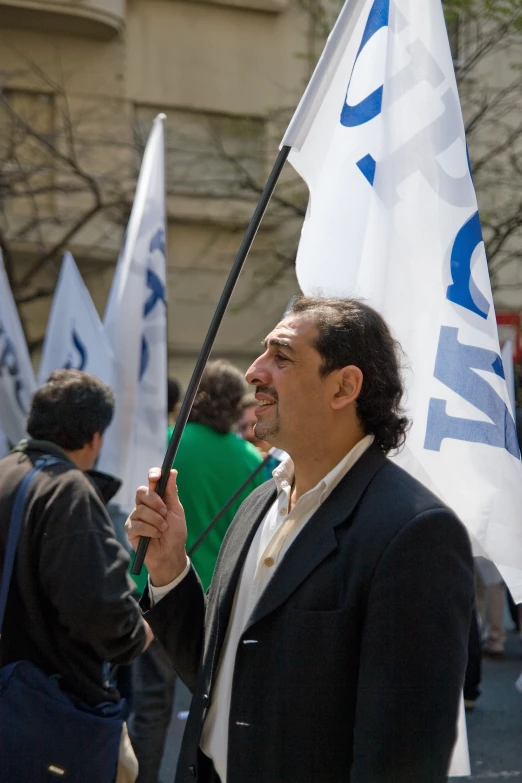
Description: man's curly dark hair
189,359,247,434
27,369,114,450
290,296,411,454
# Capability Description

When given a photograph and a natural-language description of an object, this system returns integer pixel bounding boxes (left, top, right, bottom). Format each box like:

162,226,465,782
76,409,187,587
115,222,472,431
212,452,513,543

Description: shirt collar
272,433,376,502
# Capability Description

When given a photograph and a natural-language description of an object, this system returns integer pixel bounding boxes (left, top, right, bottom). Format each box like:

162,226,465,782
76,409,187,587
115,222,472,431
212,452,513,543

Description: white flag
283,0,522,601
0,250,36,444
38,252,113,387
98,114,167,511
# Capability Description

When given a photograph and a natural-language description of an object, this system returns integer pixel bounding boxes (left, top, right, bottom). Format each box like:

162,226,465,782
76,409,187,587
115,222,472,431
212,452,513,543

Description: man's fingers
138,468,180,516
131,503,168,531
125,517,165,543
163,470,180,508
148,467,162,493
146,468,180,512
134,484,168,517
126,470,175,552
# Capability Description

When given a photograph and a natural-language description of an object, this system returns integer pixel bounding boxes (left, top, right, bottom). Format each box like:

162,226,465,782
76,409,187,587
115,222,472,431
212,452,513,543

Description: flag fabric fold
283,0,522,603
97,114,167,512
0,251,36,445
38,252,113,388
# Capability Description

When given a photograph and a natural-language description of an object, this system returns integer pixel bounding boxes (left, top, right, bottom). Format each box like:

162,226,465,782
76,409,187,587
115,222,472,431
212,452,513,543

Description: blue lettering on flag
357,154,377,186
140,263,166,382
424,326,519,458
446,211,490,320
139,335,149,382
143,268,166,318
0,318,26,413
340,0,390,128
64,329,88,371
149,228,166,256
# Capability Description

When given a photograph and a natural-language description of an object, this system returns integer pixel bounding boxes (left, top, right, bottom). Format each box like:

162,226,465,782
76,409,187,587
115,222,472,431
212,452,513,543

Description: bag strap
0,455,66,637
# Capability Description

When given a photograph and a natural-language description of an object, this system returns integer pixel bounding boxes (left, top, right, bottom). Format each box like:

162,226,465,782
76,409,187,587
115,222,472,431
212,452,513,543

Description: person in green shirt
169,359,265,591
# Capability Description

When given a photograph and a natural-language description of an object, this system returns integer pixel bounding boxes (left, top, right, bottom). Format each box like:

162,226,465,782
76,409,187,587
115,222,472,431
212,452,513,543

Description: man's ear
330,366,363,411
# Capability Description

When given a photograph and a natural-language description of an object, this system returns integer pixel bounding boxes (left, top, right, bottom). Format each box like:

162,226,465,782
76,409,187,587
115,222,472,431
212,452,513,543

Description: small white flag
98,114,167,511
0,250,36,444
283,0,522,602
38,252,113,387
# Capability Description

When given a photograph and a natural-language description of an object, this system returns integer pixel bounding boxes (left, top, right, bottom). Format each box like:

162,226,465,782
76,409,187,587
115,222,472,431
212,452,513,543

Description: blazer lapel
215,480,276,609
246,442,387,630
204,480,277,677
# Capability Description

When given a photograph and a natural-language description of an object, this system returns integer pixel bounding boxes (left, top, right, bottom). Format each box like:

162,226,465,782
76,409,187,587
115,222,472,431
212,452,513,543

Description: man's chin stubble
254,421,279,442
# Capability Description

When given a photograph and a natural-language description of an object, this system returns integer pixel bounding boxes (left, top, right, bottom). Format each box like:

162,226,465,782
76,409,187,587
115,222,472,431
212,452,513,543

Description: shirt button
189,765,196,777
280,508,287,516
264,557,275,567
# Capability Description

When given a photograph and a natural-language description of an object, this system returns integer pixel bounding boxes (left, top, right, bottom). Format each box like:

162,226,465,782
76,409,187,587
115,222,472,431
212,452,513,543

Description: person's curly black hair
27,369,114,450
290,296,411,454
189,359,247,434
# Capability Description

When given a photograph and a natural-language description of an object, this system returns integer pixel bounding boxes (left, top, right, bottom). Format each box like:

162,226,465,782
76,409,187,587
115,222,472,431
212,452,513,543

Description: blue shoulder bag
0,456,126,782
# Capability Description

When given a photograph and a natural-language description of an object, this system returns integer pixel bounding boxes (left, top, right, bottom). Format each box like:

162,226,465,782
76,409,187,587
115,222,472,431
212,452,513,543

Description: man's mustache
255,386,278,402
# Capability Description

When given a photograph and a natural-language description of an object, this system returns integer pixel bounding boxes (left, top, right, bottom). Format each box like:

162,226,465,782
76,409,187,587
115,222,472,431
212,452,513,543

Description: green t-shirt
169,422,265,591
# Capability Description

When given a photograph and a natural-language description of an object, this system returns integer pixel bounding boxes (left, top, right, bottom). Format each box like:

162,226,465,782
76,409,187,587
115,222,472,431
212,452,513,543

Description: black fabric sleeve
351,508,474,783
39,473,146,665
141,565,206,693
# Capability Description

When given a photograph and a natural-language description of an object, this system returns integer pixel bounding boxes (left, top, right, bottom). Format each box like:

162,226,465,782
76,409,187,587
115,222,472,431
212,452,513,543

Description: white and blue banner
38,252,113,387
0,250,36,446
283,0,522,604
98,114,167,511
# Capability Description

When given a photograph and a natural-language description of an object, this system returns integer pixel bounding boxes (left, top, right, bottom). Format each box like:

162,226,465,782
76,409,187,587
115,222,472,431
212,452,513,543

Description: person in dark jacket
126,297,474,783
0,369,153,709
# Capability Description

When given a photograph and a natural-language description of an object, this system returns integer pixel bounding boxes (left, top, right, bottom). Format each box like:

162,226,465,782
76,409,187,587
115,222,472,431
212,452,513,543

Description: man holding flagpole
123,0,522,778
126,295,474,783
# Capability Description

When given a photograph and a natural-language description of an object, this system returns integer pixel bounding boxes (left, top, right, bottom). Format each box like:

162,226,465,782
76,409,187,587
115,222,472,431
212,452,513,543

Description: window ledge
0,1,125,39
187,0,288,15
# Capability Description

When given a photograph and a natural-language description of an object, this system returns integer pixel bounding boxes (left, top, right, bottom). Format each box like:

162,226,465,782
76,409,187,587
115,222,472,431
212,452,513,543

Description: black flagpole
132,146,291,574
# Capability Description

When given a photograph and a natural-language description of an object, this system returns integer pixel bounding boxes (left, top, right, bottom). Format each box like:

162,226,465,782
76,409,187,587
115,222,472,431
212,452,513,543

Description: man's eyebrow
263,337,295,352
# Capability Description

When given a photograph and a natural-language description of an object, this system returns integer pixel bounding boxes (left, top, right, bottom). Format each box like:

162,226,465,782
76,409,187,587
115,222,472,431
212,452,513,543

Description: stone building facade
0,0,312,387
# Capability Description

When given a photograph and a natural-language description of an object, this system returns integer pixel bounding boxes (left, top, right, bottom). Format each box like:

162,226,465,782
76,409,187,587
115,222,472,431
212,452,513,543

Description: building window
134,106,267,198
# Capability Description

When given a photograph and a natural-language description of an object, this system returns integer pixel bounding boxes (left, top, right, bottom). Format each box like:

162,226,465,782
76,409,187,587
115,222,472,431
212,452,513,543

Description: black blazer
145,443,474,783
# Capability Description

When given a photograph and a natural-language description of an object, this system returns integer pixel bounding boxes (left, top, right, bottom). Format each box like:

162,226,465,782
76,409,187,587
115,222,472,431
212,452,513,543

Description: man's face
245,315,330,452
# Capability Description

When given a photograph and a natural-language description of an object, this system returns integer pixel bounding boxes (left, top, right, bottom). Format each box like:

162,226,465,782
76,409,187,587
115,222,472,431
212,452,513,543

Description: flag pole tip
156,113,167,122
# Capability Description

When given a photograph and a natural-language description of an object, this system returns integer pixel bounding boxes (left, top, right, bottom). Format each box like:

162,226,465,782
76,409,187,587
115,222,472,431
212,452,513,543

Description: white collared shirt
151,434,375,782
